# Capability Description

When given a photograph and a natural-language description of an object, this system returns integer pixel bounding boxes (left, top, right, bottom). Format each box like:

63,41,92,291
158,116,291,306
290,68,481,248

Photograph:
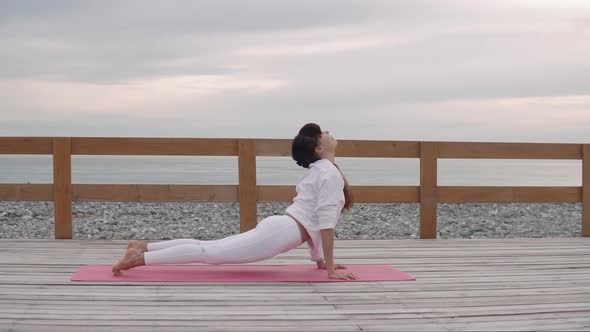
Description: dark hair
291,123,354,211
291,123,322,168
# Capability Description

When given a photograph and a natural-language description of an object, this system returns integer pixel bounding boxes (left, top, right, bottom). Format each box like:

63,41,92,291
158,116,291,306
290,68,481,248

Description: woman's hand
317,261,347,270
328,270,360,280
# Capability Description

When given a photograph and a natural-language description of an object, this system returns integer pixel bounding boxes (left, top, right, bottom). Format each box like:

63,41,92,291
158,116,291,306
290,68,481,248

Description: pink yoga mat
71,264,415,282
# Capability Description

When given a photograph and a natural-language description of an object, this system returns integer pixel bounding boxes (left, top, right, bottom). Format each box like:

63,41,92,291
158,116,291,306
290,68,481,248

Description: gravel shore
0,201,582,240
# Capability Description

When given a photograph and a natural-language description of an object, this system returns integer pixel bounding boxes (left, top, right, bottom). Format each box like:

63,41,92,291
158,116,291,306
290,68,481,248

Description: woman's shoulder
310,159,343,183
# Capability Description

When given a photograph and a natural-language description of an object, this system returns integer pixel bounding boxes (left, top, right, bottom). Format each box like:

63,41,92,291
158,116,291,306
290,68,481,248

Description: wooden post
238,139,257,233
53,137,72,239
420,142,438,239
583,144,590,237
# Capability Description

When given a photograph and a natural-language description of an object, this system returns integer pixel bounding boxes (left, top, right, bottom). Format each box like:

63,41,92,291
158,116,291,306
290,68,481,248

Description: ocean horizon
0,155,582,187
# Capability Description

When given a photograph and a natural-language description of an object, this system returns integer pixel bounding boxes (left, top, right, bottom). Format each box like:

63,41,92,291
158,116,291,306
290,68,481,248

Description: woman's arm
315,168,358,280
320,228,359,280
320,228,335,272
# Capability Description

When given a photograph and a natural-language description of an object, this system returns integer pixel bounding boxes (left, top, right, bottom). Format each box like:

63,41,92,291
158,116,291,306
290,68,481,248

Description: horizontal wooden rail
3,137,583,159
0,137,53,154
71,138,239,156
438,186,582,203
437,142,583,159
0,137,588,239
73,184,239,202
0,184,53,201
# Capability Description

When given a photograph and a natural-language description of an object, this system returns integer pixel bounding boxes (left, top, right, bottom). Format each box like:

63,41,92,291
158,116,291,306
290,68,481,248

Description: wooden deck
1,238,590,331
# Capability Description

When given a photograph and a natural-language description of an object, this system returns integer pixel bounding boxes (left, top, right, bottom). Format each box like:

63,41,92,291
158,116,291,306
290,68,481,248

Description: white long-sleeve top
285,158,345,261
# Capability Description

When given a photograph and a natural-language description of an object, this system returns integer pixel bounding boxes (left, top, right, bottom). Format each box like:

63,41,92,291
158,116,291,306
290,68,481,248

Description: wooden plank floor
1,238,590,331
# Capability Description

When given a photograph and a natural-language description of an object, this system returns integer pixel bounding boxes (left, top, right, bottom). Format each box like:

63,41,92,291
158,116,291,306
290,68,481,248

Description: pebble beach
0,201,582,240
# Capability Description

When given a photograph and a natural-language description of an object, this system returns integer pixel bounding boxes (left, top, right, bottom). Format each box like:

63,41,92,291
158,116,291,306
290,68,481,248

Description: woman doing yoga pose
111,123,359,280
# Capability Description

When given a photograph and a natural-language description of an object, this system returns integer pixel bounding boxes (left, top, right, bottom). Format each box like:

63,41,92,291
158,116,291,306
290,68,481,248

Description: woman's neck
322,153,336,164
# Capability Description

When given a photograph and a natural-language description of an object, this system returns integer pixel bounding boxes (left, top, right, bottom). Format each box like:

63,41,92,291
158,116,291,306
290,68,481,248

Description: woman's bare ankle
134,249,146,266
127,240,148,253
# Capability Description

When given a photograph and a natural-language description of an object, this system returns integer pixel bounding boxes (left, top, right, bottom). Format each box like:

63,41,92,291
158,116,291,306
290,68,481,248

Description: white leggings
143,215,303,265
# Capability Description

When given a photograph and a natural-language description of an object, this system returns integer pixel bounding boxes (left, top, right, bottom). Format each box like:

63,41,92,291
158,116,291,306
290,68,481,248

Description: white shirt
285,158,345,261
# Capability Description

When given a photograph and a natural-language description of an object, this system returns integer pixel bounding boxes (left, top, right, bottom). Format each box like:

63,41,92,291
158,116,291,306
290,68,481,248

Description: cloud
236,35,401,57
0,0,589,143
0,75,283,117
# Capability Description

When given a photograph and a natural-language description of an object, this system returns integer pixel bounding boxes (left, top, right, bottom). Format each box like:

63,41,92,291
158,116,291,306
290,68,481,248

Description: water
0,155,582,186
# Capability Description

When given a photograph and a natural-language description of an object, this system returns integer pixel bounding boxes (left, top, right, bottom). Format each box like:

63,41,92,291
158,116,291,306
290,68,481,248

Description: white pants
144,215,303,265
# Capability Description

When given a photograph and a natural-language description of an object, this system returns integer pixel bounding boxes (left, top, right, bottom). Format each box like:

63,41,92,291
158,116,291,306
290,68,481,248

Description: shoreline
0,201,582,240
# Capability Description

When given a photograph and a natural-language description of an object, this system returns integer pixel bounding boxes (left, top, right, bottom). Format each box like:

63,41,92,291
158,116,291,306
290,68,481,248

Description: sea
0,155,583,186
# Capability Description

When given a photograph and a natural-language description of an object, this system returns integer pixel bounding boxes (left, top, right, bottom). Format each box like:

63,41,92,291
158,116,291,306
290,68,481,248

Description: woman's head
291,123,338,168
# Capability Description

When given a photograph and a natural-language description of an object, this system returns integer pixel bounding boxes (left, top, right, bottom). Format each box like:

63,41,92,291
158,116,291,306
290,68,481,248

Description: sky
1,0,590,143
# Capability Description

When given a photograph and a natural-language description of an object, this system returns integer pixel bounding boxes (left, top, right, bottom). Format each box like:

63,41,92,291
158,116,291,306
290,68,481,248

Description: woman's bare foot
127,240,148,253
112,248,145,276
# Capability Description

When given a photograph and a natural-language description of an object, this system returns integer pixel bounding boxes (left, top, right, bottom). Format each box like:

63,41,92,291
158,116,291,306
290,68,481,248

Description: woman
112,123,359,280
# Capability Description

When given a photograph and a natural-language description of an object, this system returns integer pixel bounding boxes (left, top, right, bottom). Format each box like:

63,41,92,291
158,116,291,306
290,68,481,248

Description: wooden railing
1,137,589,239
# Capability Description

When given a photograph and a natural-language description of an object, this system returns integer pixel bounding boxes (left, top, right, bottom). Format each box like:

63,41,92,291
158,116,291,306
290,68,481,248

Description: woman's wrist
325,262,335,272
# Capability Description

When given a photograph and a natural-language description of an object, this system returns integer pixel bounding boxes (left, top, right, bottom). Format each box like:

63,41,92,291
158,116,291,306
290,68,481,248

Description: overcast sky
1,0,589,143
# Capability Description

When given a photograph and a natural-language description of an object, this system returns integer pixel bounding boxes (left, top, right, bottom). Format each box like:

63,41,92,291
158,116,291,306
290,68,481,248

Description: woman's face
315,130,338,157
